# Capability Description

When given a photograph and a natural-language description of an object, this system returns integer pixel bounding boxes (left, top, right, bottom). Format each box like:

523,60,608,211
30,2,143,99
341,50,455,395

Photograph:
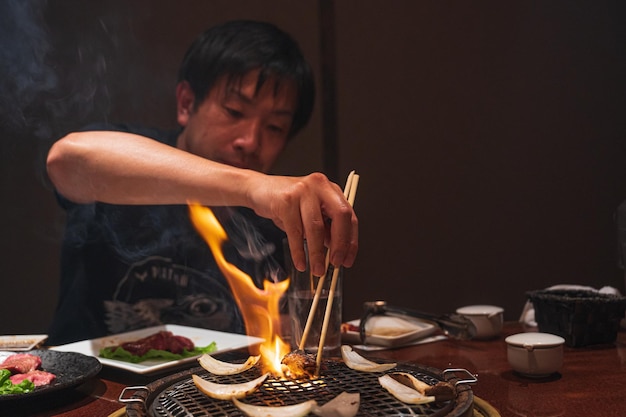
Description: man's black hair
177,20,315,138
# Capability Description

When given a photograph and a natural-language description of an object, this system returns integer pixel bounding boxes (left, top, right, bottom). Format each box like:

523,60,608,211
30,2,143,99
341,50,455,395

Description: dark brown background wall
335,1,626,321
1,0,625,335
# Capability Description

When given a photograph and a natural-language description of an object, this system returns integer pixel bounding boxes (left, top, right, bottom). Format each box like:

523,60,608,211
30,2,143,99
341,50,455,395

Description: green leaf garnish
99,342,217,363
0,369,36,395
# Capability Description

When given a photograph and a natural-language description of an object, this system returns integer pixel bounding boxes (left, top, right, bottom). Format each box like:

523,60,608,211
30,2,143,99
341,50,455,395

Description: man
45,20,358,344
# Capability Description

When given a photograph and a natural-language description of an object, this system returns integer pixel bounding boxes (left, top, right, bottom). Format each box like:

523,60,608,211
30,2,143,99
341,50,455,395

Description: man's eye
226,107,243,118
268,124,285,133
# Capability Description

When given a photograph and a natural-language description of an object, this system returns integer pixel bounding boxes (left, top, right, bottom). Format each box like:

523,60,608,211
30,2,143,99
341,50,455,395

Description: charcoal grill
120,358,476,417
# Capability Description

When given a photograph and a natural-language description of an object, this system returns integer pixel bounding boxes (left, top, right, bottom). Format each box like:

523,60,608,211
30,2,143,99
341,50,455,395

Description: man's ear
176,81,195,126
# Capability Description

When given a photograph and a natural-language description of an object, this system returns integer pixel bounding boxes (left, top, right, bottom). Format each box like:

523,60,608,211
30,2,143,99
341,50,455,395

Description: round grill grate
126,360,474,417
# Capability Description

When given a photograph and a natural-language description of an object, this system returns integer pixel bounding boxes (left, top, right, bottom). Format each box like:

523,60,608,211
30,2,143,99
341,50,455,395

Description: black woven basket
526,289,626,347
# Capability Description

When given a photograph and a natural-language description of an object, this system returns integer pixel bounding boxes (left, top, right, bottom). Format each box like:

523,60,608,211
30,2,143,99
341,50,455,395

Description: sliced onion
192,372,269,400
386,372,455,401
232,397,317,417
198,353,260,375
378,374,435,404
340,345,396,372
312,391,360,417
387,372,431,393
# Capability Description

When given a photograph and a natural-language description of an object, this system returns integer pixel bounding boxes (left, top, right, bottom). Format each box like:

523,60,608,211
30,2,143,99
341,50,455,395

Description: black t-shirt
47,123,287,345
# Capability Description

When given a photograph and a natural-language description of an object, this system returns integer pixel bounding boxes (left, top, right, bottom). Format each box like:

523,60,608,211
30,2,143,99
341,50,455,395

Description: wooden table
5,322,626,417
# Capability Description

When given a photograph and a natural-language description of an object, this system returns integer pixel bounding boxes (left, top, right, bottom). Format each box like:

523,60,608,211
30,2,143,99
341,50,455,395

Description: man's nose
234,120,262,153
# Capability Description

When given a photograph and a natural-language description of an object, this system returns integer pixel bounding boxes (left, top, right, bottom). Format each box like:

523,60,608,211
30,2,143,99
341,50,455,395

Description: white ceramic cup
505,332,564,377
456,305,504,339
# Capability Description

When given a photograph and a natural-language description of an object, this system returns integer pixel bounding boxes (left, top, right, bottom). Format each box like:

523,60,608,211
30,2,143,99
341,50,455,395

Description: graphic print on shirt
104,256,242,334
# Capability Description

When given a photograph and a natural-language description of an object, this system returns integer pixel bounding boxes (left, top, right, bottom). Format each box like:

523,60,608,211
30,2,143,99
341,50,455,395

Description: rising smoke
0,0,152,192
0,0,141,146
0,0,56,139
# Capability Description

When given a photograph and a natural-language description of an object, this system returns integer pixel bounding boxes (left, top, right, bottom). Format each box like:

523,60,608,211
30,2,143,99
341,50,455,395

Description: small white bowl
505,332,565,377
456,305,504,339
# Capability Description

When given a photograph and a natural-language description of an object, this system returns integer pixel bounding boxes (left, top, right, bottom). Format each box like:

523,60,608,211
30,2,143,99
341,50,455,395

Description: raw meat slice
0,353,42,374
10,370,56,386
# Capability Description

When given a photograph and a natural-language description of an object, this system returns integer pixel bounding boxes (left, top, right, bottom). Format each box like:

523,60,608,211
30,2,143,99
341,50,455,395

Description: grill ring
125,359,474,417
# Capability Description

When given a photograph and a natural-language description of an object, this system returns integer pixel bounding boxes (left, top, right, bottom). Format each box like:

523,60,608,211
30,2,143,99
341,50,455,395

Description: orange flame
188,203,290,377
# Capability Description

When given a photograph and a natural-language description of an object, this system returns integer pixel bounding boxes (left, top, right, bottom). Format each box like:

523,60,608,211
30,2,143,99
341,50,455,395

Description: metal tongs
359,300,477,343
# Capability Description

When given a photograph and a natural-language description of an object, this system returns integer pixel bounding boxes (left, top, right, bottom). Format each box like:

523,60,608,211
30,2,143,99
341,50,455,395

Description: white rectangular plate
0,334,48,351
341,316,437,348
50,324,263,374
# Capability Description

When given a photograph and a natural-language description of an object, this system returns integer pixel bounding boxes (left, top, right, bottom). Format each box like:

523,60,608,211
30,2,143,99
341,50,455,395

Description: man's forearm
46,131,258,206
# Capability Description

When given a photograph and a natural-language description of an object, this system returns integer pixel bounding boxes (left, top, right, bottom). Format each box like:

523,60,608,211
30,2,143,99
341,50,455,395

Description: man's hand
246,172,358,277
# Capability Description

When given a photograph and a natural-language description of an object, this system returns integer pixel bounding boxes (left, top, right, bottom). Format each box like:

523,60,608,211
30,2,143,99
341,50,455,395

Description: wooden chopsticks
315,172,359,374
295,170,360,375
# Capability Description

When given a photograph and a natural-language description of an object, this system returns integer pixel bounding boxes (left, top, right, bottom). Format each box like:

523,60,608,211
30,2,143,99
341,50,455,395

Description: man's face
176,70,298,173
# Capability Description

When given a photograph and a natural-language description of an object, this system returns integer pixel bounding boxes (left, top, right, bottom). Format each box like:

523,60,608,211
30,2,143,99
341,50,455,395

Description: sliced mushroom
198,353,260,375
388,372,430,392
232,397,317,417
340,345,396,372
192,372,269,400
378,374,435,404
388,372,455,401
312,391,360,417
423,381,455,401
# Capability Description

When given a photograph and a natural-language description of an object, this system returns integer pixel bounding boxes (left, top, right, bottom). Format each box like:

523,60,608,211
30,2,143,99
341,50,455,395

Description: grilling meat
119,331,195,356
280,349,317,379
0,353,42,374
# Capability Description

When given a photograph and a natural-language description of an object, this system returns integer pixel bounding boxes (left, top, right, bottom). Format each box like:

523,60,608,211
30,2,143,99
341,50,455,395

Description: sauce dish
505,332,564,377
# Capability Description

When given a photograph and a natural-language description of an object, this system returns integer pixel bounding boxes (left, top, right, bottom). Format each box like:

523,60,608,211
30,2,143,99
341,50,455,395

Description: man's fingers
286,234,306,273
252,173,358,275
304,175,358,273
324,192,356,268
281,196,306,272
341,212,359,267
301,200,327,277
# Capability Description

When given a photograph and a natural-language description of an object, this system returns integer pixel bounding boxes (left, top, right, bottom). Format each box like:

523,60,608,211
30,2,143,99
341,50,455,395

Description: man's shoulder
78,122,180,146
